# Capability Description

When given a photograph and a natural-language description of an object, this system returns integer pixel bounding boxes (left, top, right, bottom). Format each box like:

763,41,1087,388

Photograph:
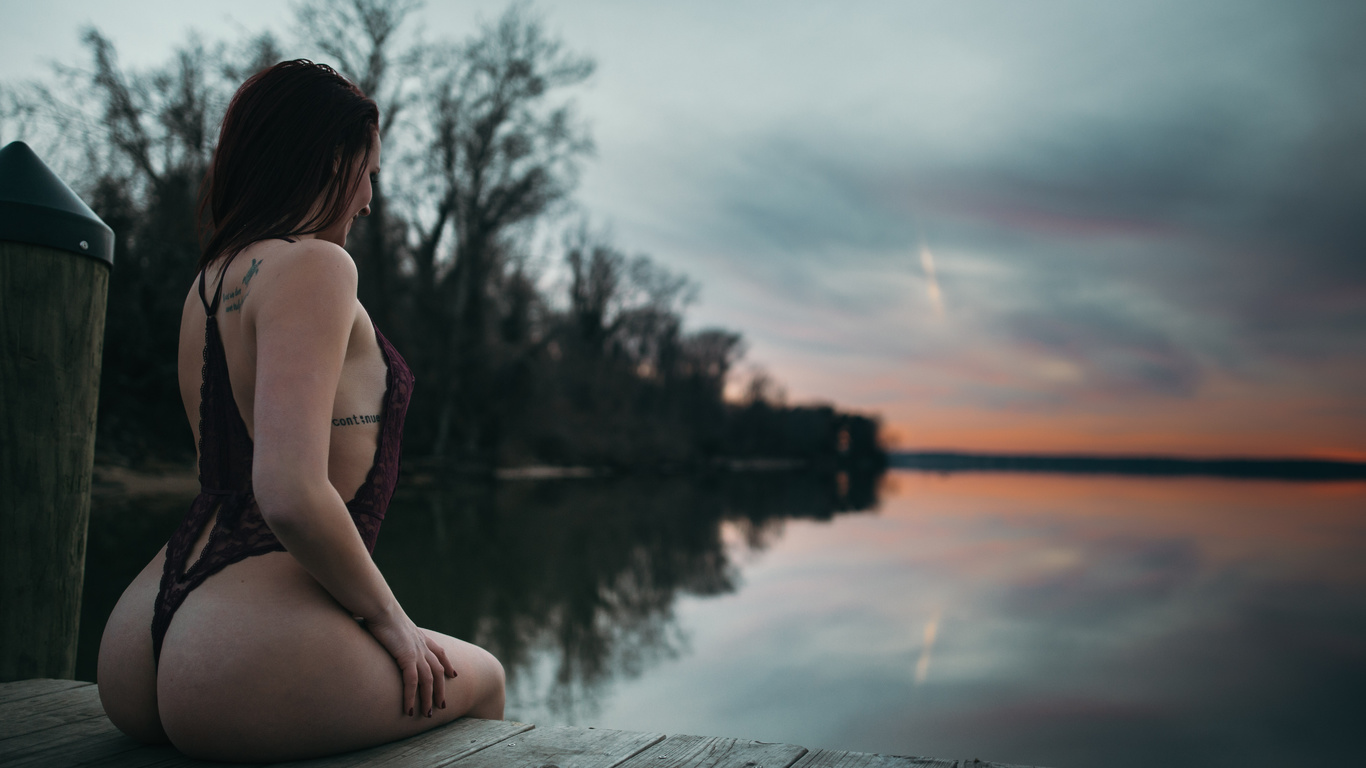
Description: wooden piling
0,141,114,681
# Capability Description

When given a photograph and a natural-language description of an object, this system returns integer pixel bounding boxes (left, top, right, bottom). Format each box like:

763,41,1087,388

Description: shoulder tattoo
225,257,264,314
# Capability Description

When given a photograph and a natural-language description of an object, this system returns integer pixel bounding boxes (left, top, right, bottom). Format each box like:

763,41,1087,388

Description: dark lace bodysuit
151,248,415,664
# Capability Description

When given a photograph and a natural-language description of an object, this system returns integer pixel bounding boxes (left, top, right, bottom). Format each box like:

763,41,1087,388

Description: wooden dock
0,680,1045,768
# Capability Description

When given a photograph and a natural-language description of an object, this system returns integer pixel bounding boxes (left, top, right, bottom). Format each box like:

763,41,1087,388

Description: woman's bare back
97,239,504,760
180,239,389,498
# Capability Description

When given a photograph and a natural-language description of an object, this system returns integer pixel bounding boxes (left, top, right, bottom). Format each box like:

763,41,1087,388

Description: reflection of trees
72,467,881,700
373,470,881,722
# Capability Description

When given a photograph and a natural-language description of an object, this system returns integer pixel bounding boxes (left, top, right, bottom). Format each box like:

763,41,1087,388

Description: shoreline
891,450,1366,481
90,457,821,497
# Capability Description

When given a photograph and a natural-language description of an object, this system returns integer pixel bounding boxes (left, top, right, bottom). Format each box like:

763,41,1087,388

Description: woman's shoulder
245,238,358,307
264,238,356,280
183,239,358,331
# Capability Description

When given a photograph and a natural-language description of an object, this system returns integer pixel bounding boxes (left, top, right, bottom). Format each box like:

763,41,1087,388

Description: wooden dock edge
0,679,1049,768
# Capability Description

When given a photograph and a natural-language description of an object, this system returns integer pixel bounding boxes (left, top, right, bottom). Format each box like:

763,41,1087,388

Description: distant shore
90,456,823,497
94,451,1364,497
891,451,1366,481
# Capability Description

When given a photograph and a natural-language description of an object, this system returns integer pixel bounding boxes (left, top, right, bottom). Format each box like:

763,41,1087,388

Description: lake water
78,469,1366,768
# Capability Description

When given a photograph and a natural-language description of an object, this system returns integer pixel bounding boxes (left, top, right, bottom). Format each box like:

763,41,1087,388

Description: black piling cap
0,140,114,266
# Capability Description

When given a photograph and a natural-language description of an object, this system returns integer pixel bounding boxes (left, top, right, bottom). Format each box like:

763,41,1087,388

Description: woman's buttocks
157,552,330,675
154,551,399,758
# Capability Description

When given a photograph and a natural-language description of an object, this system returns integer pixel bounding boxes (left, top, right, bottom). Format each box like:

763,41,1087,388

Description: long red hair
196,59,378,273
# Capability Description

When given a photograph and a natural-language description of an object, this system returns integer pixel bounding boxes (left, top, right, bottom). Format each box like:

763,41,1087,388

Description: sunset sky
4,0,1363,459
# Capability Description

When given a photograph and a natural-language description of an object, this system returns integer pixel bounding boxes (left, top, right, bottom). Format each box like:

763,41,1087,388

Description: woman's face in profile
317,131,382,248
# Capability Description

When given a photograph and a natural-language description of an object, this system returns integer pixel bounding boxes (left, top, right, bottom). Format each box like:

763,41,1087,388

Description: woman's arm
247,240,454,718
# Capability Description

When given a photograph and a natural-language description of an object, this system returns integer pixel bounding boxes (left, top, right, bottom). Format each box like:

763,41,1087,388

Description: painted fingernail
440,700,447,709
408,707,414,716
427,708,433,717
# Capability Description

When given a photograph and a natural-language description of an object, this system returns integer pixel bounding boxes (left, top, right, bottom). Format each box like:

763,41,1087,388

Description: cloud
618,0,1366,441
1004,306,1204,399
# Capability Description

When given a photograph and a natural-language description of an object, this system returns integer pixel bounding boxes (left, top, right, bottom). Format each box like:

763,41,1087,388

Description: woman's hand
364,605,458,718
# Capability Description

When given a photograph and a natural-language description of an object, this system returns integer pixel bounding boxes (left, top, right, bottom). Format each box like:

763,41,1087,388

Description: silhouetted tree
2,1,885,473
4,29,283,460
404,3,595,460
291,0,425,331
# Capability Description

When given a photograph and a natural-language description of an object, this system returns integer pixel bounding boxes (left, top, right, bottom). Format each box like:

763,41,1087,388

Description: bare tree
291,0,427,329
565,228,623,353
405,3,594,458
292,0,422,137
679,330,745,393
1,5,867,471
740,367,787,407
563,223,697,362
1,28,287,460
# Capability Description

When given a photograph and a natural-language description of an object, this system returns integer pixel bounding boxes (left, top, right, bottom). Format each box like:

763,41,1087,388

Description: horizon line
888,450,1366,481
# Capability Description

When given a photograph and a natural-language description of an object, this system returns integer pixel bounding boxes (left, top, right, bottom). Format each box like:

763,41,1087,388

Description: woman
97,60,505,762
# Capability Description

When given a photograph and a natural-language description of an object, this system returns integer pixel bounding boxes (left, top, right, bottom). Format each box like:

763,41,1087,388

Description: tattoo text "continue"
333,414,380,427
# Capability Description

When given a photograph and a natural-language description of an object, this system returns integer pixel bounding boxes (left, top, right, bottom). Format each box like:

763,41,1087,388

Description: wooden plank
0,682,106,740
80,743,208,768
279,717,534,768
617,733,808,768
0,713,144,767
0,680,1042,768
90,721,655,759
54,718,533,768
444,725,664,768
0,678,93,706
791,749,958,768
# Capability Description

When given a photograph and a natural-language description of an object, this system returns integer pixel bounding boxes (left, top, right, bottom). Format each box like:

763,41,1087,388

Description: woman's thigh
156,554,505,762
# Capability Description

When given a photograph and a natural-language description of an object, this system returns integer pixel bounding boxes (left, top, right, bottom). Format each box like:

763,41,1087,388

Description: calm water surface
79,470,1366,768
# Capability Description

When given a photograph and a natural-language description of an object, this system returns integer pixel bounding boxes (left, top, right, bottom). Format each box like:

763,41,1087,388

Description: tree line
1,0,885,473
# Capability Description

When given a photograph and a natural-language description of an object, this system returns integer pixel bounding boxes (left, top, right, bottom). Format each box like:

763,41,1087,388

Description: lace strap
197,265,214,314
199,253,235,315
197,237,296,315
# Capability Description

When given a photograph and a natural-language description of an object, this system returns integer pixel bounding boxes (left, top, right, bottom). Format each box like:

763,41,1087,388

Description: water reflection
77,469,1366,768
576,473,1366,768
76,468,879,694
371,470,880,723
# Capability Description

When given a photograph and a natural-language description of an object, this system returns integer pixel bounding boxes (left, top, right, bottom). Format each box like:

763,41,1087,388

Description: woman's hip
152,552,479,761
